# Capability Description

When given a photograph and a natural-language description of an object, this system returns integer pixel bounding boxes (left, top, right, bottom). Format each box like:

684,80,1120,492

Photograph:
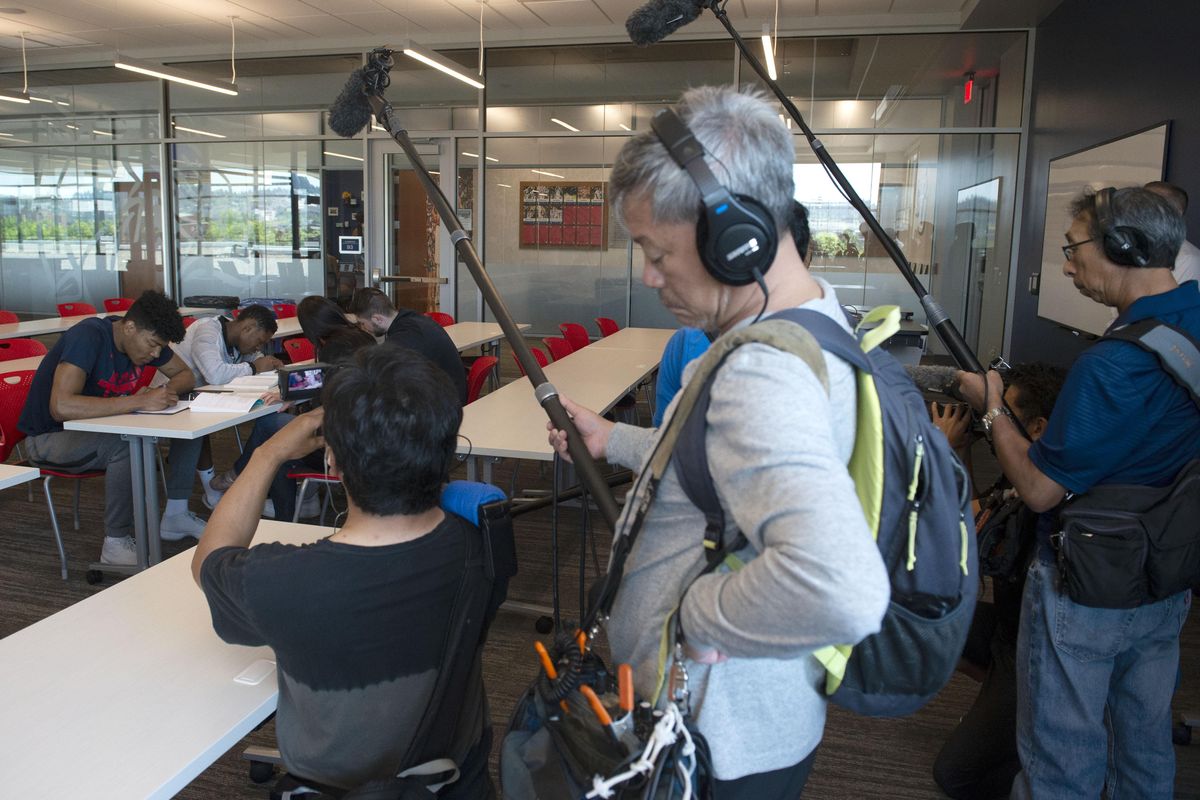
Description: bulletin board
519,181,608,250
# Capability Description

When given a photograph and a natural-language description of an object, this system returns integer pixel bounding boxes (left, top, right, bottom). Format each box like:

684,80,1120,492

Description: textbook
189,392,266,413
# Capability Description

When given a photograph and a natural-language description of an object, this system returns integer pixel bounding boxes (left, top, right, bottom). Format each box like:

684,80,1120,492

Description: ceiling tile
890,0,965,11
518,0,611,27
818,0,894,14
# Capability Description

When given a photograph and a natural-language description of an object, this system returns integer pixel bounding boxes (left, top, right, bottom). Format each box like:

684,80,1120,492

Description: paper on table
134,400,192,415
227,374,278,391
190,393,265,413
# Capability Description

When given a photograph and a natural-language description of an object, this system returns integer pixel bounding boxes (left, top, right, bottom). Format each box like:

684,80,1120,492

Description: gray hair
610,86,795,231
1069,186,1186,269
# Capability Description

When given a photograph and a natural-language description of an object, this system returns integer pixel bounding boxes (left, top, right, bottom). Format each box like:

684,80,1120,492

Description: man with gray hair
1145,180,1199,285
958,186,1199,798
547,86,889,797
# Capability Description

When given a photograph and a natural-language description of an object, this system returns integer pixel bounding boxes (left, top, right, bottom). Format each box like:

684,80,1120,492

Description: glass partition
0,144,163,315
173,140,324,303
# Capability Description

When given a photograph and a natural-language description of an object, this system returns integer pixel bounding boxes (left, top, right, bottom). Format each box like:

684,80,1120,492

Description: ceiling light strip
114,57,238,96
401,40,485,90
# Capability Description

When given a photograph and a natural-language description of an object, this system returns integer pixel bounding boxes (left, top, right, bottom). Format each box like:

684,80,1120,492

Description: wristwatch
981,406,1011,438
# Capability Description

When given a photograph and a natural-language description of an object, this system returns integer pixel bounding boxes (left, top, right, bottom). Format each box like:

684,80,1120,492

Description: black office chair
243,481,517,799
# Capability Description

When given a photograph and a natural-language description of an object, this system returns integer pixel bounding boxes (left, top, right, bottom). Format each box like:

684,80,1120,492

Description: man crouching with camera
191,345,494,797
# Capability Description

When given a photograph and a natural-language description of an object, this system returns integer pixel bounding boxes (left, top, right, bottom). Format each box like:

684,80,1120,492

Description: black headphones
650,108,778,286
1095,187,1151,267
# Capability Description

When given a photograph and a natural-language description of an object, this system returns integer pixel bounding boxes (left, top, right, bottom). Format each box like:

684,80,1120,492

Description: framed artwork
1036,123,1169,335
519,181,607,250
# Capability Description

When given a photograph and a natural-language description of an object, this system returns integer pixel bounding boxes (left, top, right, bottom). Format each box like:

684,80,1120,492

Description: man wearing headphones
958,186,1199,798
547,86,889,797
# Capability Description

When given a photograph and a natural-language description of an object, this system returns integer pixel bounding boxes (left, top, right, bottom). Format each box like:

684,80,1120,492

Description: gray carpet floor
1,351,1197,799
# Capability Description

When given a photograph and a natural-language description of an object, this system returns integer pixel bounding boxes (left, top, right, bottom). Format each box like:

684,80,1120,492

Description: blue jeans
234,411,313,521
1011,551,1190,799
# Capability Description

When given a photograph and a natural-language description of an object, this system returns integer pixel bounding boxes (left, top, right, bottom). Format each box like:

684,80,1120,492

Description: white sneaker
160,510,207,542
100,535,138,566
262,499,276,519
202,491,224,511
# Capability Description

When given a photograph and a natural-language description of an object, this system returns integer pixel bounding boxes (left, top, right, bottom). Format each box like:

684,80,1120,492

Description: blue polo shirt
1029,281,1200,494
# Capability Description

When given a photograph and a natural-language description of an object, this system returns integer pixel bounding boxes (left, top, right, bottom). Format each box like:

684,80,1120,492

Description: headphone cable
750,269,770,325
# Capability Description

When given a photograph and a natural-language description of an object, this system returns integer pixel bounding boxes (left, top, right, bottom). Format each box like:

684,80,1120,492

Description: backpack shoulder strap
1104,318,1200,409
671,317,831,570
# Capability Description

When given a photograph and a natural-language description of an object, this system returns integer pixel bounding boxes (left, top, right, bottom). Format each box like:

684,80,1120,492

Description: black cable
750,268,770,325
551,453,562,631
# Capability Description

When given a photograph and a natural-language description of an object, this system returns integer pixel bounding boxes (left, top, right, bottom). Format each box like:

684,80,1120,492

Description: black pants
712,747,817,800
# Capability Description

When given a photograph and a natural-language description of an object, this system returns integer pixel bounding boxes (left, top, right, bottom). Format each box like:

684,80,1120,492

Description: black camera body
277,363,331,401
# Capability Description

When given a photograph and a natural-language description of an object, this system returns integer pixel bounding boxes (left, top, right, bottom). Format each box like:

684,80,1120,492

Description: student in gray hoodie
547,86,890,798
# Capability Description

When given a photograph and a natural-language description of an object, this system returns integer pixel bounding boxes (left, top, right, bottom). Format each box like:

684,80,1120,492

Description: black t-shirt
18,316,173,437
385,310,467,405
200,513,484,789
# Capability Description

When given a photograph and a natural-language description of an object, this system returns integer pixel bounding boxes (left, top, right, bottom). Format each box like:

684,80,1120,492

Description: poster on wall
519,181,607,250
1036,123,1169,336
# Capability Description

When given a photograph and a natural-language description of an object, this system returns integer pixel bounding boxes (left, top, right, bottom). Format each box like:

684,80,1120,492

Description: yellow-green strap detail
856,305,901,354
847,372,884,539
653,606,680,705
959,518,970,576
813,644,852,694
907,510,919,571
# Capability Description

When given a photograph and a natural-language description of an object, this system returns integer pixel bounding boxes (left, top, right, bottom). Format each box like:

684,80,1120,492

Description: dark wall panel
1012,0,1200,365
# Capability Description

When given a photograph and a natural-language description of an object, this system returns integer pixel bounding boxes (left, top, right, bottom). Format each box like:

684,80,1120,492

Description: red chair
466,356,499,404
57,302,96,317
103,297,133,312
424,311,455,327
595,317,620,338
282,337,316,363
0,338,47,361
0,310,18,324
559,322,590,352
543,337,574,361
0,370,104,580
512,346,549,378
273,303,298,319
285,470,337,524
135,366,157,391
182,316,198,328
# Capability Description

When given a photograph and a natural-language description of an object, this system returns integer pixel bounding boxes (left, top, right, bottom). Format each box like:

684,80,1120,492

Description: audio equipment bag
975,489,1039,583
672,306,977,717
1051,318,1200,609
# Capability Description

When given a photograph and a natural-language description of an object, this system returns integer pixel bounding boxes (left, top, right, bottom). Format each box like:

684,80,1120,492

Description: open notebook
190,392,267,413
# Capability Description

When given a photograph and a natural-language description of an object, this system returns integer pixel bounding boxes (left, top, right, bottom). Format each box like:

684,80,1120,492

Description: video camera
277,363,332,401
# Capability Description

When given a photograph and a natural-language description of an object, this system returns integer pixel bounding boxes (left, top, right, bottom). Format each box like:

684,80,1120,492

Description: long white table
271,317,528,356
0,307,215,340
0,519,327,800
457,329,670,469
588,327,674,353
64,402,283,573
0,463,39,490
0,355,45,374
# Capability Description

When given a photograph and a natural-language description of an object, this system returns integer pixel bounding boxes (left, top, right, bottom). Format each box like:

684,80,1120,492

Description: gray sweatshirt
605,278,890,780
172,315,263,387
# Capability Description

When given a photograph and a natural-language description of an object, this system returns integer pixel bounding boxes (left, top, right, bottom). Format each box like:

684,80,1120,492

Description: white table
0,354,44,374
0,519,328,800
588,327,673,353
0,463,39,490
0,307,215,341
64,402,283,572
457,333,667,472
272,317,529,356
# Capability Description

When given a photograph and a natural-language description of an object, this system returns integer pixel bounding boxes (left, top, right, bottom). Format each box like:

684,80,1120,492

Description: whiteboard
1036,123,1169,336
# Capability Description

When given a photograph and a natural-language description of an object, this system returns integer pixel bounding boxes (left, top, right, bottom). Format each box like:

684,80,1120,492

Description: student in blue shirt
958,187,1199,799
18,291,193,567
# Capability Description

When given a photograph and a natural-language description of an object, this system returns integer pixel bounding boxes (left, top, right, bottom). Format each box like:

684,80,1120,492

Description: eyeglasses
1061,237,1096,261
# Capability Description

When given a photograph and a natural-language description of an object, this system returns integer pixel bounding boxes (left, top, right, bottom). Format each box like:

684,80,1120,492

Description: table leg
122,434,149,570
466,457,477,483
142,437,162,565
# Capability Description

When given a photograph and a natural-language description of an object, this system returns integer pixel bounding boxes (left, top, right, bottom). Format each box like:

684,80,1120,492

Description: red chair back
182,316,198,328
134,366,157,391
230,307,241,319
273,303,298,319
465,356,499,404
0,310,18,324
595,317,620,338
424,311,456,327
0,338,47,361
512,346,548,377
282,337,316,363
57,302,97,317
559,322,590,352
0,370,34,461
543,336,574,362
103,297,134,312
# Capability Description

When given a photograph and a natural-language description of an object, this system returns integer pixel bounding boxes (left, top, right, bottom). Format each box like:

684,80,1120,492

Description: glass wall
0,32,1027,349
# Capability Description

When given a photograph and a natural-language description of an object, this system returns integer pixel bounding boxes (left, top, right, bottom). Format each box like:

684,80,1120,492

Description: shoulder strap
672,315,832,571
769,308,870,372
1104,319,1200,409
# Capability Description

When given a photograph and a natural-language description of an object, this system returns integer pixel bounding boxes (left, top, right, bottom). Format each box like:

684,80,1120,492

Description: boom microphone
626,0,707,46
328,67,372,138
